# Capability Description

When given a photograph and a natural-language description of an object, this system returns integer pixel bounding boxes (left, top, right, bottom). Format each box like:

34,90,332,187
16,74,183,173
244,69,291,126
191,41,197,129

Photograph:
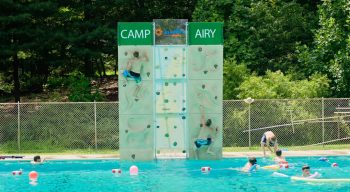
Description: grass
1,144,350,155
0,149,119,155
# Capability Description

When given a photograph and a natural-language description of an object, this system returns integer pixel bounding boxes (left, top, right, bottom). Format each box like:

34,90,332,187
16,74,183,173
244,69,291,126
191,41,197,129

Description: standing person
193,105,218,159
261,131,278,157
122,51,148,98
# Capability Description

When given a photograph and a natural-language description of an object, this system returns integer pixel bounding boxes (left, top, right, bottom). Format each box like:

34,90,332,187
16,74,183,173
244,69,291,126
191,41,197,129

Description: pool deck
1,150,350,161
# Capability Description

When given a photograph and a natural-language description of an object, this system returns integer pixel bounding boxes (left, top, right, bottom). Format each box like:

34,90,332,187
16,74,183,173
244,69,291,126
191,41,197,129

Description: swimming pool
1,156,350,192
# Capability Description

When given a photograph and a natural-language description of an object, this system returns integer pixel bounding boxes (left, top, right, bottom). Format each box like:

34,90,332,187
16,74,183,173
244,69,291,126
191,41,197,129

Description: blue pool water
1,156,350,192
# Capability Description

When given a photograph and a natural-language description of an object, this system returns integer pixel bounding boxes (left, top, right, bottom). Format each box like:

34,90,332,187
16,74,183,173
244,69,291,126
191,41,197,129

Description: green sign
188,22,223,45
118,22,153,45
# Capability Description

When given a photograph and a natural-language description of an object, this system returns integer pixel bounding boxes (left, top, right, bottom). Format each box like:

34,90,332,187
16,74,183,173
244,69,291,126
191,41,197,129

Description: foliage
0,73,13,95
223,58,250,99
237,70,330,99
1,0,350,100
68,73,104,102
296,0,350,97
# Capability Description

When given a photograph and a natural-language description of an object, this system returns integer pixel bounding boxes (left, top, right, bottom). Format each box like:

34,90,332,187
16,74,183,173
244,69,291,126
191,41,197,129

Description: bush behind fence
1,99,350,153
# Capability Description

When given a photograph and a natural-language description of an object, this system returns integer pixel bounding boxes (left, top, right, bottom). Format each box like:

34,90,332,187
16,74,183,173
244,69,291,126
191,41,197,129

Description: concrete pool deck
1,150,350,161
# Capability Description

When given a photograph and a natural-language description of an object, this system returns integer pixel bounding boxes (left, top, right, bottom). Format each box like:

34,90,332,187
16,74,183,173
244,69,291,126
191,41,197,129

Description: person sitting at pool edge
261,131,278,157
31,155,45,164
302,165,321,178
242,157,259,172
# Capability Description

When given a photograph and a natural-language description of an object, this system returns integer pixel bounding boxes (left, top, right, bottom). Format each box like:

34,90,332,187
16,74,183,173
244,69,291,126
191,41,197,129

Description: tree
0,1,59,101
223,58,250,99
192,0,318,75
237,70,330,99
297,0,350,97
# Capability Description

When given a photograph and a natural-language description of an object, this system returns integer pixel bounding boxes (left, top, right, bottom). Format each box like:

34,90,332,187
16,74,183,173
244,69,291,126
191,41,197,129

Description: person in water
273,149,289,168
31,155,45,164
302,165,321,178
242,157,258,172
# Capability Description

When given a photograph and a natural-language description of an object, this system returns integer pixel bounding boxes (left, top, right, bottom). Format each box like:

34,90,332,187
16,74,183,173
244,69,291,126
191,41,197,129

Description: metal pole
289,109,294,133
248,103,251,149
322,98,325,148
17,101,20,151
94,101,97,150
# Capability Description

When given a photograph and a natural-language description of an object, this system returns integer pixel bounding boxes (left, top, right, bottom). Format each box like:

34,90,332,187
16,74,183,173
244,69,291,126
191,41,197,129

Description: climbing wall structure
118,23,155,160
118,20,223,160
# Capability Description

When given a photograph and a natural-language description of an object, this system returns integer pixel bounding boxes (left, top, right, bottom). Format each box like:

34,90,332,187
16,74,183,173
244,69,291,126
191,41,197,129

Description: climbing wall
187,45,223,160
118,21,223,160
154,46,187,156
118,46,154,161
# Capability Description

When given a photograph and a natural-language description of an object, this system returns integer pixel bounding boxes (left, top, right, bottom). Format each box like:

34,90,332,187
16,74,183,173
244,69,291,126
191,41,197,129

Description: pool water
1,156,350,192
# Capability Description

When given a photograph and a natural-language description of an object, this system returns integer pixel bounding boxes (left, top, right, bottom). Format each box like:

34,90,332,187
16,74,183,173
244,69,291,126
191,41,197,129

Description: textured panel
118,80,153,115
155,115,186,151
155,81,186,114
155,46,187,79
188,45,223,80
119,114,154,160
118,46,153,81
188,80,222,114
188,114,222,160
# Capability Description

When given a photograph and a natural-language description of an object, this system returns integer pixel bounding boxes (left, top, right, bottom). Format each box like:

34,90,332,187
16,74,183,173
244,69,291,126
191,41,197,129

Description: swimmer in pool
242,157,259,172
31,155,45,164
302,165,321,178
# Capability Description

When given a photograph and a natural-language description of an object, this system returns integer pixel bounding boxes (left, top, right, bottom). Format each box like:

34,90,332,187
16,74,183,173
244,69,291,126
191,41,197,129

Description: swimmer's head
276,149,282,157
205,119,212,127
133,51,139,58
302,165,310,176
33,155,41,162
249,157,257,165
302,165,310,171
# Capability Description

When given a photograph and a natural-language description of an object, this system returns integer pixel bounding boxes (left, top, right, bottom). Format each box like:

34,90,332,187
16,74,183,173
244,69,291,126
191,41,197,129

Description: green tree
297,0,350,97
237,70,330,99
0,1,60,101
223,58,250,99
192,0,318,74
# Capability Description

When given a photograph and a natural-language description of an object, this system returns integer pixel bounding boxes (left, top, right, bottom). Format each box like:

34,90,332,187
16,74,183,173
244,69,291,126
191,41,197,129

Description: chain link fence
0,102,119,153
1,99,350,153
223,98,350,151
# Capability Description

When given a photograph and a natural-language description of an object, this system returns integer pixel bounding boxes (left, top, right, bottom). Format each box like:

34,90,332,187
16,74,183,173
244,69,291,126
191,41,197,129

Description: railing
1,98,350,153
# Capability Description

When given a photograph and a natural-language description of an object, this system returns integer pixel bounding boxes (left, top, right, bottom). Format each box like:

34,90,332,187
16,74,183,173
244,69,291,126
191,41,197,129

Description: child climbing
122,51,149,99
193,105,219,159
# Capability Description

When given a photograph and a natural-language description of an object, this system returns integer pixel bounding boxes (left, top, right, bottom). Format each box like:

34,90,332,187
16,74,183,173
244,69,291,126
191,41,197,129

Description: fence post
244,98,254,149
94,101,97,150
248,103,251,149
322,97,325,148
17,101,20,151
